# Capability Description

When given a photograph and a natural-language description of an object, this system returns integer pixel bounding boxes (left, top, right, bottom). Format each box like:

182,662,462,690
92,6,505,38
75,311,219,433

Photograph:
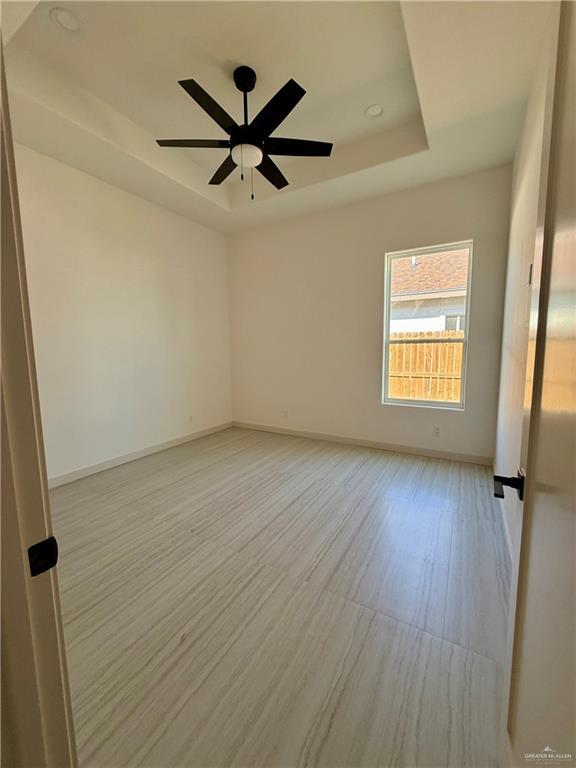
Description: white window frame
381,239,473,410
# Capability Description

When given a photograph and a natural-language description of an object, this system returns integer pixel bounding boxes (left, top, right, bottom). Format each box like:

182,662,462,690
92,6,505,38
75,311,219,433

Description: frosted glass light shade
231,144,263,168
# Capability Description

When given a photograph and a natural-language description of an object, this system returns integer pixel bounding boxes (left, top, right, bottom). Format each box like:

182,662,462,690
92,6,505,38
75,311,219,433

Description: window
445,315,465,332
382,241,472,408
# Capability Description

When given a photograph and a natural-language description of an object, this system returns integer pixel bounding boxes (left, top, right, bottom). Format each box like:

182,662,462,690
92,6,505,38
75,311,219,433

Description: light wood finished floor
51,428,511,768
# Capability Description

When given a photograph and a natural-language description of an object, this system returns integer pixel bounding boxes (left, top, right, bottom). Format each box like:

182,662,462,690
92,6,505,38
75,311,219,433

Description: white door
1,47,77,767
505,3,575,763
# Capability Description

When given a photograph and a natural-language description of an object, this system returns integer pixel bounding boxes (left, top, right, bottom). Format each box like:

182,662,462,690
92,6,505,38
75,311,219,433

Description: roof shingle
391,249,469,296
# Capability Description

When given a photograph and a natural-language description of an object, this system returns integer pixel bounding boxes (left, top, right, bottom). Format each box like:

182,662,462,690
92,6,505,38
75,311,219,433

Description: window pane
387,339,464,403
389,248,469,335
385,245,470,405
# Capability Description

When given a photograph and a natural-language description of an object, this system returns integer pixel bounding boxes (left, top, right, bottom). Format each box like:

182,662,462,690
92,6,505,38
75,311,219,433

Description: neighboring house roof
391,249,469,297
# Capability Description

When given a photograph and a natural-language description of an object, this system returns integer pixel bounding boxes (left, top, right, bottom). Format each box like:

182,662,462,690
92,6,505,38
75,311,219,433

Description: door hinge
28,536,58,577
493,469,525,501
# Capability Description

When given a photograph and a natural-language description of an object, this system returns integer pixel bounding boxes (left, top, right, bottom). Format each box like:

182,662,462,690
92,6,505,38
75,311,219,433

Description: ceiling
3,1,554,231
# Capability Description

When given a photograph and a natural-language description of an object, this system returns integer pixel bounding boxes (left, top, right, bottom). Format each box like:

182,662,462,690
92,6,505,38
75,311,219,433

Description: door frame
1,45,77,767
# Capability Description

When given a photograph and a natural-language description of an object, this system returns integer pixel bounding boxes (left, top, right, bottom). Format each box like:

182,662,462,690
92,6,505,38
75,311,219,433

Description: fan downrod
233,66,257,94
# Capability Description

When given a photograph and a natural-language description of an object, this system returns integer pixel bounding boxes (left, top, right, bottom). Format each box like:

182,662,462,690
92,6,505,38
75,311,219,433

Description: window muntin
382,241,472,408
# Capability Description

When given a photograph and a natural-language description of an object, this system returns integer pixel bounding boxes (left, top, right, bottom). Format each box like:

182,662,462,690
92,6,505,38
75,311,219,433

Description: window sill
381,398,465,412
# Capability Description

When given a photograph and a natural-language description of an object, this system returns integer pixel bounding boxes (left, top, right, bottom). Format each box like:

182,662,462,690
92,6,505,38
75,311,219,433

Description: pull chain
251,167,254,200
240,145,244,181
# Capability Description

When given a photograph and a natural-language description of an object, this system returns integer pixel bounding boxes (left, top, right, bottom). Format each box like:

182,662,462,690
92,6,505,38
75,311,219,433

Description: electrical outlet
189,415,195,424
433,426,440,437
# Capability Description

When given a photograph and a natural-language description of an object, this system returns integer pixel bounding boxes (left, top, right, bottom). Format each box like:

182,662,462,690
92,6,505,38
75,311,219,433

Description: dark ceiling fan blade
209,155,236,185
264,138,333,157
250,79,306,137
178,79,238,135
157,139,230,148
256,155,289,190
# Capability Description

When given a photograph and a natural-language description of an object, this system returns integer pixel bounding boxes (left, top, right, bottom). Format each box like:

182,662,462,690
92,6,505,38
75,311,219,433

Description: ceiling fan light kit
156,65,333,199
231,144,263,169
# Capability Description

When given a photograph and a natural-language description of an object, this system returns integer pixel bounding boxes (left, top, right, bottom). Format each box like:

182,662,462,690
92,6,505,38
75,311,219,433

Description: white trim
391,288,466,302
47,418,493,489
381,239,474,410
48,422,233,488
233,421,492,466
377,397,466,412
388,337,464,345
383,239,473,260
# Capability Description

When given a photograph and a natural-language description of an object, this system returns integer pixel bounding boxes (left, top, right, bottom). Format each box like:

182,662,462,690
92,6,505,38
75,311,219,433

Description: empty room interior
2,2,574,767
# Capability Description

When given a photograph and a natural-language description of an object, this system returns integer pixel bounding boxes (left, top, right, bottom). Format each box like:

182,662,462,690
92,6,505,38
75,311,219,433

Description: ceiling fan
156,66,333,197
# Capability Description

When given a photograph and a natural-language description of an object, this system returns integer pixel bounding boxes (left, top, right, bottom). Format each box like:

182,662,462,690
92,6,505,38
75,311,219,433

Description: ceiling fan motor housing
230,124,264,150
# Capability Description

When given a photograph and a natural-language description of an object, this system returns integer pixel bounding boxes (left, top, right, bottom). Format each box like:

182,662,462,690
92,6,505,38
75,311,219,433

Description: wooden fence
387,330,465,402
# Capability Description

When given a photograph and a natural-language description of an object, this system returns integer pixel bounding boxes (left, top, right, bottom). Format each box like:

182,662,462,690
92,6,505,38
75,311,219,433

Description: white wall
17,145,514,477
16,144,232,480
494,30,557,555
229,165,512,462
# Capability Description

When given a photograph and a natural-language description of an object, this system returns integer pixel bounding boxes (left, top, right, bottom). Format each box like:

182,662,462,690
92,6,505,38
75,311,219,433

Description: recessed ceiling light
364,104,383,119
49,7,80,32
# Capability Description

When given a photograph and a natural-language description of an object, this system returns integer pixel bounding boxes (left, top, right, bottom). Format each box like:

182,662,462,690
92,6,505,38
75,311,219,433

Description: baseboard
233,421,493,465
48,422,234,488
48,419,492,488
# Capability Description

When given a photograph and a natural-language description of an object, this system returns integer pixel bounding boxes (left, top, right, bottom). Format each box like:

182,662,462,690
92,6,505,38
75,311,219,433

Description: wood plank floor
51,428,511,767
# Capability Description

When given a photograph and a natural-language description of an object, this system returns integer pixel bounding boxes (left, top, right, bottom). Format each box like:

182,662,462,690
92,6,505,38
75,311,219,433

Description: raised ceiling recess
4,1,554,230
